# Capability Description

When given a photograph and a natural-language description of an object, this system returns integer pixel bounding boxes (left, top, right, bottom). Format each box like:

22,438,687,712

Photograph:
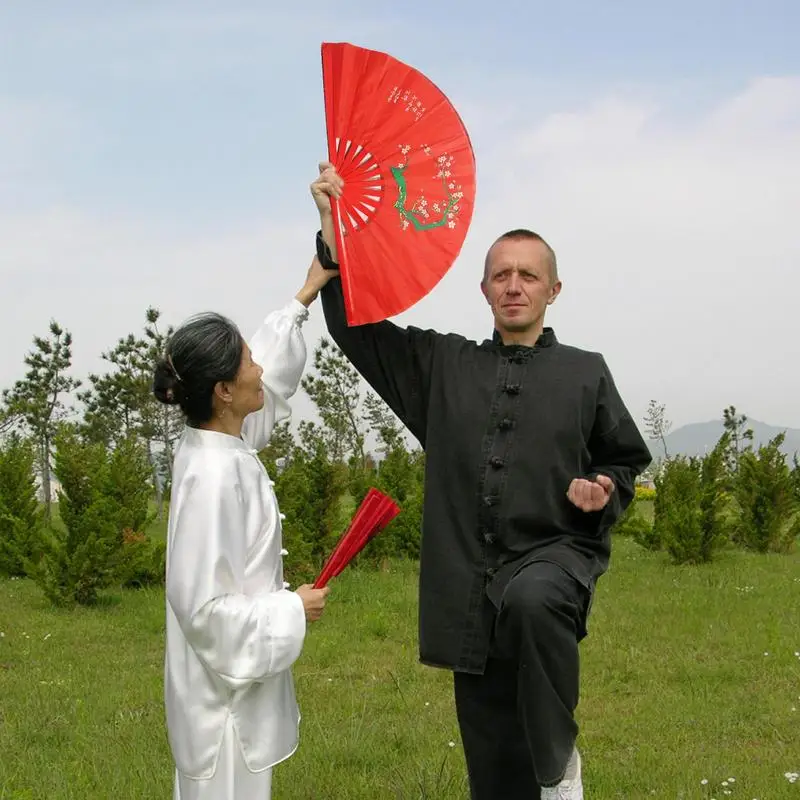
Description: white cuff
287,297,310,325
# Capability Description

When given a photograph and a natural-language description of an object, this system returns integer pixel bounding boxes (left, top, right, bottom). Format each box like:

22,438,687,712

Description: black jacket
316,232,652,673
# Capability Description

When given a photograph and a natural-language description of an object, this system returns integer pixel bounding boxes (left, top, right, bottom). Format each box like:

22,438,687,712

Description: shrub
633,520,662,552
613,498,658,549
34,496,122,606
0,435,42,576
734,433,800,553
28,427,154,606
654,443,728,565
105,434,153,534
117,528,166,588
365,447,424,563
386,478,423,561
274,437,348,585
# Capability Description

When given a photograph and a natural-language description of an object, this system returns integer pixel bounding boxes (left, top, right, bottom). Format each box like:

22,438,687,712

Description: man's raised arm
311,162,441,446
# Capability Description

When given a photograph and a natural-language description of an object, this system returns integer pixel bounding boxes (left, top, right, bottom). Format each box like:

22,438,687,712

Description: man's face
481,238,562,336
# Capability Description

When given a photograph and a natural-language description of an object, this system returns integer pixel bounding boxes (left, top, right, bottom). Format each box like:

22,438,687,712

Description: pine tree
2,321,80,522
301,338,368,467
79,307,182,515
258,420,294,475
722,405,754,479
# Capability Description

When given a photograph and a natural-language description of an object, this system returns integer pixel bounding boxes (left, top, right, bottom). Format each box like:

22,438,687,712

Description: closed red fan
313,488,400,589
321,42,477,326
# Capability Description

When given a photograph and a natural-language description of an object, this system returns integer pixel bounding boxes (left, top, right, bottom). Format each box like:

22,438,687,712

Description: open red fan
321,42,476,326
313,488,401,589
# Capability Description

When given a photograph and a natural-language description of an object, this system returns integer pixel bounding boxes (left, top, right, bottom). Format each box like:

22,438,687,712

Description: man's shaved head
483,229,559,285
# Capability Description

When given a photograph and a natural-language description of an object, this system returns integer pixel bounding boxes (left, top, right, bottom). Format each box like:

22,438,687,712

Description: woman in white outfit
153,257,335,799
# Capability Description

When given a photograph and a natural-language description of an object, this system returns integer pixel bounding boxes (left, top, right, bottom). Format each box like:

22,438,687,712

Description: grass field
1,534,799,799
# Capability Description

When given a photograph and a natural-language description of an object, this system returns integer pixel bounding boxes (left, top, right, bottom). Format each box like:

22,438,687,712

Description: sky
2,0,799,437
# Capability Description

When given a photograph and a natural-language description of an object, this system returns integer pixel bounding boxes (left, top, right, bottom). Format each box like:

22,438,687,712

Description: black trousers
453,561,591,799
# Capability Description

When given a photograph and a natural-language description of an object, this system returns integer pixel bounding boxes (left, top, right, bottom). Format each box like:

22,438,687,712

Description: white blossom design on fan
391,144,464,231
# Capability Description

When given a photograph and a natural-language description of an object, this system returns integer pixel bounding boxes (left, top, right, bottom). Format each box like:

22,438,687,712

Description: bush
386,479,423,561
105,434,154,534
34,497,122,606
654,444,728,565
29,429,118,605
634,521,662,552
613,498,657,549
646,476,665,552
28,426,154,606
0,499,34,577
365,447,424,563
274,437,348,585
0,435,42,576
116,529,166,588
271,436,426,584
734,433,800,553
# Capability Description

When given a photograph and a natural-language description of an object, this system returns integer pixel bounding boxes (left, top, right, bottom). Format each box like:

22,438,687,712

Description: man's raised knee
501,563,579,629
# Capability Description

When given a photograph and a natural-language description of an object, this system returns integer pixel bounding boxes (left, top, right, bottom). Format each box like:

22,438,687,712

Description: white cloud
2,76,799,438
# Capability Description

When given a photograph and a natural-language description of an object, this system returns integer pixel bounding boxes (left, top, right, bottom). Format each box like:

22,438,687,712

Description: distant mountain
647,419,800,462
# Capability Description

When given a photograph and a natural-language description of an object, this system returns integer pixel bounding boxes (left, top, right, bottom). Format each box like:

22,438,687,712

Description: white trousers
173,717,273,800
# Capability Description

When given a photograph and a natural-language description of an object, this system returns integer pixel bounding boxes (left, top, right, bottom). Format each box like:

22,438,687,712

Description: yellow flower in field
635,486,656,501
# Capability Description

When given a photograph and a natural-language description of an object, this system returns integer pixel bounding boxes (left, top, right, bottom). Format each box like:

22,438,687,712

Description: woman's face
228,342,264,419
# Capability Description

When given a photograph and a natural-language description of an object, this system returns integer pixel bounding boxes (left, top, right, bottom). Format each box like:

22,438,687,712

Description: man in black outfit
309,162,651,799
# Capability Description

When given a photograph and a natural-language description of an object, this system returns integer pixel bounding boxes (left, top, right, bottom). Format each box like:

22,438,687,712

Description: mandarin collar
485,327,558,350
181,425,251,451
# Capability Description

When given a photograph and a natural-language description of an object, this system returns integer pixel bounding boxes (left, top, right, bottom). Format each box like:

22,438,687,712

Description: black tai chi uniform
316,233,651,797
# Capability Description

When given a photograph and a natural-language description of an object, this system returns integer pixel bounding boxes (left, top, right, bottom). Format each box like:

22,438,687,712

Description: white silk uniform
164,299,310,800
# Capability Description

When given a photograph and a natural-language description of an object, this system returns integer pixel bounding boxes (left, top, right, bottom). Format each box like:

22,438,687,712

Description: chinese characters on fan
387,85,426,121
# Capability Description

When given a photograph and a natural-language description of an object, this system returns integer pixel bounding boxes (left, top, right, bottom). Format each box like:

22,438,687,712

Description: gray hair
153,312,244,425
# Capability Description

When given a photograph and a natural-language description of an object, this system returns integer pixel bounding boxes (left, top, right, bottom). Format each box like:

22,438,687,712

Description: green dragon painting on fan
392,144,465,232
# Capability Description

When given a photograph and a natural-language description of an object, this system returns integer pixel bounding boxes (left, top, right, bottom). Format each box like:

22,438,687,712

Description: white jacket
164,299,309,779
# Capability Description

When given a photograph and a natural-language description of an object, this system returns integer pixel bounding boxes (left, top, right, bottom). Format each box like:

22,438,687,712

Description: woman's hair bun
153,359,184,406
150,311,242,425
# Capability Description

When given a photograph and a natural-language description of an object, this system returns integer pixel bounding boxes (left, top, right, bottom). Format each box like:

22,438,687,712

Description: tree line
2,313,798,607
0,312,424,606
619,401,800,563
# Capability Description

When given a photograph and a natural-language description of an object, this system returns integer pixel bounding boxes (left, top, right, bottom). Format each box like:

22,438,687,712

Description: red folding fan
313,488,401,589
321,42,477,326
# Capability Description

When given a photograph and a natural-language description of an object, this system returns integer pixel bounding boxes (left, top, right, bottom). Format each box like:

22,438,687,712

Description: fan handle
328,194,347,273
325,140,351,321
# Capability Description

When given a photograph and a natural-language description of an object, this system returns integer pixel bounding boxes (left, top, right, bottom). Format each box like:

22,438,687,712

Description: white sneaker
540,748,583,799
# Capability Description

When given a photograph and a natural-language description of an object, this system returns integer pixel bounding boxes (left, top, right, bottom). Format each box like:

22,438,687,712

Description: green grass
1,537,799,798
